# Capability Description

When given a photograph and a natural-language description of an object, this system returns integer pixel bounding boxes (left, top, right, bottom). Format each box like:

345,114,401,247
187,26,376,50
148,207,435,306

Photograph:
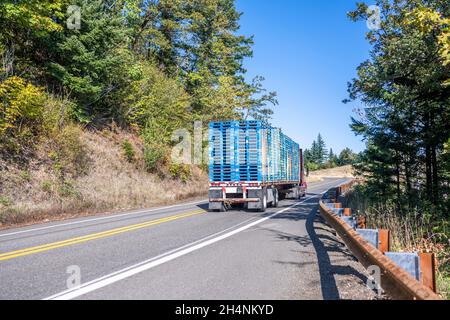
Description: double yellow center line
0,209,206,262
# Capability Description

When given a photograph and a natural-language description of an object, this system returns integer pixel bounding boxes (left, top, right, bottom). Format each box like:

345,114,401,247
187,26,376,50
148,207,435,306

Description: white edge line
0,200,208,238
44,214,260,300
44,193,327,301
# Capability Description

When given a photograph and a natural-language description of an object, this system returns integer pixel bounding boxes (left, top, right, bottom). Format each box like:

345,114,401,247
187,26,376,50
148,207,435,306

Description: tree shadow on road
305,207,369,299
265,204,370,300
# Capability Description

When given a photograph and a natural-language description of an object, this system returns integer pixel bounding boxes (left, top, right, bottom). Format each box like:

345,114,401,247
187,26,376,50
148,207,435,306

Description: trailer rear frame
208,181,307,212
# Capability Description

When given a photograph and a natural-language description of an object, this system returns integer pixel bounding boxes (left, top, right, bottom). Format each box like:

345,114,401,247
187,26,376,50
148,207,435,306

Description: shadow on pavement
196,203,210,211
264,202,369,300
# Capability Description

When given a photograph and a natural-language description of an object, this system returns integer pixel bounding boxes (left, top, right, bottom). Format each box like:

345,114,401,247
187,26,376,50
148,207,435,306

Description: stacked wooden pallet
209,121,300,184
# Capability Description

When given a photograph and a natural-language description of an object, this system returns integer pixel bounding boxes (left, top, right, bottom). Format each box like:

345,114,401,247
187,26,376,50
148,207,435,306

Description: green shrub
122,62,190,129
0,77,45,138
120,62,192,172
0,196,11,207
144,142,167,172
169,164,192,183
58,181,80,198
306,162,319,173
142,118,171,172
42,95,75,133
437,256,450,299
20,170,31,182
0,76,46,156
42,181,52,193
122,140,135,163
49,125,89,177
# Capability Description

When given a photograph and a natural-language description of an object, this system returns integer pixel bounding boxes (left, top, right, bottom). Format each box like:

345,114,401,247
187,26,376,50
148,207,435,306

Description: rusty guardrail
319,181,442,300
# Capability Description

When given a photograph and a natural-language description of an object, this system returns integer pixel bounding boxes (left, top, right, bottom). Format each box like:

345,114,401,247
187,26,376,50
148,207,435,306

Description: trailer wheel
273,189,279,208
259,188,267,212
296,187,302,200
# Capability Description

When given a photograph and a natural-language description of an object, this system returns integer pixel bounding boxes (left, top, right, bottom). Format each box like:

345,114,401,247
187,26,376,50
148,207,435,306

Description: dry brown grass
347,188,450,299
0,127,208,229
306,165,355,183
364,208,450,299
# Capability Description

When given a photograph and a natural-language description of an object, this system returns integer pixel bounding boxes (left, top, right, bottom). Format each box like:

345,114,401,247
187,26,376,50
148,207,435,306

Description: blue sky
236,0,372,153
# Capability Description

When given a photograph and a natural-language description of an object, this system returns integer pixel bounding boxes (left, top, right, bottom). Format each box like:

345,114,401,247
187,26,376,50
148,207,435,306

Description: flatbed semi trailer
208,121,307,212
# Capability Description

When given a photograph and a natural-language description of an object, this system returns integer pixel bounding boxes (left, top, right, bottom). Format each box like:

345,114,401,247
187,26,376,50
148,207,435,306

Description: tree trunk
430,110,440,206
425,145,433,202
405,155,412,208
431,144,439,205
395,155,401,212
424,111,433,202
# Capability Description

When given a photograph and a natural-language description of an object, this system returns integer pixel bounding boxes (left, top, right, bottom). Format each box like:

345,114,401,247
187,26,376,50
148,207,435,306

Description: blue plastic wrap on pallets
209,120,300,183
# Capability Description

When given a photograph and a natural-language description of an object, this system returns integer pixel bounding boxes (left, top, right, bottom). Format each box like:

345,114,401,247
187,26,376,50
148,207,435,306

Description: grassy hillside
0,126,208,229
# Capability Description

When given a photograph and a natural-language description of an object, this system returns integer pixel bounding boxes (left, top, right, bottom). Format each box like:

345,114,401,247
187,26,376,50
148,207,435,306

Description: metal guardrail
319,181,442,300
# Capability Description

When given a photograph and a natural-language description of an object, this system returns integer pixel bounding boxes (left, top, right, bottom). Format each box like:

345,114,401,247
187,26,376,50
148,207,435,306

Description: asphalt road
0,178,375,300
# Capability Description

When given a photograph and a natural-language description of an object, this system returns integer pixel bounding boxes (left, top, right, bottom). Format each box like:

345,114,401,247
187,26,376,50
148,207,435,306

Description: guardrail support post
419,253,437,293
357,216,366,229
378,229,390,254
343,208,352,217
334,203,342,209
319,186,442,300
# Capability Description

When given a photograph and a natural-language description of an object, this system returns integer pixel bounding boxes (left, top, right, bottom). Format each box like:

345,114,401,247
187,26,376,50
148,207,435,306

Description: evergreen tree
327,148,338,167
338,148,355,166
304,135,349,171
315,133,327,165
126,0,277,123
346,0,449,214
46,0,133,123
310,140,319,164
0,0,279,167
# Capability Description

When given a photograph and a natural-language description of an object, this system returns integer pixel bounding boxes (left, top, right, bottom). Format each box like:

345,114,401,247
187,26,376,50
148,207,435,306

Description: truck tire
259,188,267,212
273,189,279,208
296,187,302,200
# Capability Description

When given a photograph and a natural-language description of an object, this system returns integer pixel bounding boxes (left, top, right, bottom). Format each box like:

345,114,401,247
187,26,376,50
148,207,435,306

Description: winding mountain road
0,178,375,300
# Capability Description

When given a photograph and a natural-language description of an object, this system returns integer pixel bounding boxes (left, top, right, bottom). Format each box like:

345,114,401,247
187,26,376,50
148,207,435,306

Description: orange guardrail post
419,253,437,293
319,200,442,300
343,208,352,217
378,229,390,254
357,216,366,229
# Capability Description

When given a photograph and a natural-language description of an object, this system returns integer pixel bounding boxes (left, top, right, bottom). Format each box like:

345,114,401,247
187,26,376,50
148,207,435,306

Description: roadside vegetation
0,0,277,226
0,127,209,227
344,0,449,298
303,133,357,174
305,165,355,184
347,186,449,299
